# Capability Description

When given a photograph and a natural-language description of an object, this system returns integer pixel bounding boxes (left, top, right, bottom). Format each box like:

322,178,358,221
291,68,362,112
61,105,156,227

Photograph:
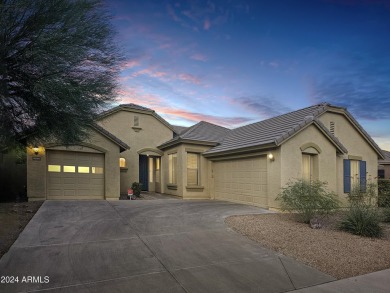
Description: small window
63,166,76,173
168,153,177,184
350,160,360,189
134,116,139,126
92,167,104,174
48,165,61,172
187,153,200,186
149,157,154,183
155,157,160,183
78,166,90,173
119,158,126,168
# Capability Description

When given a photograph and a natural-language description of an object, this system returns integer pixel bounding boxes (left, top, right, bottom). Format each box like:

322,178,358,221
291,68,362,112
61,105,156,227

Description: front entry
139,155,148,191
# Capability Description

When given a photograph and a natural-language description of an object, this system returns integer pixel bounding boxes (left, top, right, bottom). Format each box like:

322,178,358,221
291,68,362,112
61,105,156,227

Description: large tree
0,0,121,149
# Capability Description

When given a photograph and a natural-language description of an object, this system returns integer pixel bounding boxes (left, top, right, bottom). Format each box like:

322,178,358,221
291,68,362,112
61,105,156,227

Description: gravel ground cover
0,201,43,258
226,213,390,279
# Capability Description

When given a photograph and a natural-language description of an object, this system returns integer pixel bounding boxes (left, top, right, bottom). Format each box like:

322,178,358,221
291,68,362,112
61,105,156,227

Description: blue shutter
344,159,351,193
360,160,366,192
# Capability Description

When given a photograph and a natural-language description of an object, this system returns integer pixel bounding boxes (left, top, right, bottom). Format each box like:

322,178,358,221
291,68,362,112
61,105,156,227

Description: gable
318,111,381,158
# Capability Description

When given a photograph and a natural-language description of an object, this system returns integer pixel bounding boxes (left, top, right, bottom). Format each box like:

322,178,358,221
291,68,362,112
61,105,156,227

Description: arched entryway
138,148,163,192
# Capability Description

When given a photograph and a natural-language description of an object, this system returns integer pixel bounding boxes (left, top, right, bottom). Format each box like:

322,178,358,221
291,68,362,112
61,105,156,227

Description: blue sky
107,0,390,150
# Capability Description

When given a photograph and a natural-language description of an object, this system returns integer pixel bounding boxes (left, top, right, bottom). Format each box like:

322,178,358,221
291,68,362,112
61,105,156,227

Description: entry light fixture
268,153,274,161
33,146,39,155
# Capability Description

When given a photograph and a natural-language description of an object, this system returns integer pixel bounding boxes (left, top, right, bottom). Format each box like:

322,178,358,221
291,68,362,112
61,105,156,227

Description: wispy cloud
203,18,211,30
233,96,292,118
312,52,390,120
178,73,201,84
191,53,207,62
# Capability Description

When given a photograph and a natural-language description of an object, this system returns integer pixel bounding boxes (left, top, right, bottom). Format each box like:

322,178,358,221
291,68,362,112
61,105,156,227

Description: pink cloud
203,18,211,30
178,73,201,84
191,53,207,62
119,60,141,71
132,68,168,79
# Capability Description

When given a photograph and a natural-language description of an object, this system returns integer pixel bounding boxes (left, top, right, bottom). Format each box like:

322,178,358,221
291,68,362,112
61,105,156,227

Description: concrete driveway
0,200,334,292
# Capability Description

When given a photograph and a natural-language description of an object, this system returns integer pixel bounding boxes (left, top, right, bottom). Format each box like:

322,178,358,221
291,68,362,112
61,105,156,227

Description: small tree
276,179,340,223
0,0,122,149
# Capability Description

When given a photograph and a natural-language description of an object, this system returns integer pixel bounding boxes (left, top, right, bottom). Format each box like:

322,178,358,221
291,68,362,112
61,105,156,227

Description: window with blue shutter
360,160,366,192
344,159,351,193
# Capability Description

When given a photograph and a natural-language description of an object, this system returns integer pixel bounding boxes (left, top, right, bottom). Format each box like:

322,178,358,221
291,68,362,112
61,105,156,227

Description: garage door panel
213,156,267,207
47,150,104,199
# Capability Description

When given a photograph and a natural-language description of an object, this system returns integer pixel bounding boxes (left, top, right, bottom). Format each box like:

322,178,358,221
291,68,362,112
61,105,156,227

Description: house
25,102,385,208
378,150,390,179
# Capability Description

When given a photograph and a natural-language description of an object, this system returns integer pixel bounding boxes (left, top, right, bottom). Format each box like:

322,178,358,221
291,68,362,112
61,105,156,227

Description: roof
159,121,230,149
204,103,348,156
379,150,390,164
90,123,130,152
97,103,176,133
172,125,189,135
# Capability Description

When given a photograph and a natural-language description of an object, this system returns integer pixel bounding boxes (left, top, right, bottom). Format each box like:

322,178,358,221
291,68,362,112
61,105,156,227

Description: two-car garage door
46,150,105,199
213,156,268,207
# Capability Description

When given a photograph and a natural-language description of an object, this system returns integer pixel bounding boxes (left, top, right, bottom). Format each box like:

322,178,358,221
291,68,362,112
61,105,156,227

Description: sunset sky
107,0,390,150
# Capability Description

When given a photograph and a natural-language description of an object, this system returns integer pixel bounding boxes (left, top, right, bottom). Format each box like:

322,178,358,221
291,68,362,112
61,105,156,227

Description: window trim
186,152,200,187
168,153,177,185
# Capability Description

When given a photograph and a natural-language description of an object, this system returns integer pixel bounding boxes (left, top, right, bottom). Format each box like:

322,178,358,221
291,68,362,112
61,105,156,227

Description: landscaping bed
226,212,390,279
0,201,43,258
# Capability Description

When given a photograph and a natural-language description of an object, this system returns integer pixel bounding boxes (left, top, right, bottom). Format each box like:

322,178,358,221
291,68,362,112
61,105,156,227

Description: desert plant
378,179,390,207
339,206,383,237
276,179,340,223
131,182,142,198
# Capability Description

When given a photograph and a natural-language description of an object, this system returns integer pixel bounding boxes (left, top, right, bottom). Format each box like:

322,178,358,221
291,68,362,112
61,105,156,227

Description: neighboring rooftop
379,150,390,164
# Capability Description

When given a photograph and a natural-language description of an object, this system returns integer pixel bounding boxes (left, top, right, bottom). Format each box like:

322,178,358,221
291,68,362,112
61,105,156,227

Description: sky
107,0,390,150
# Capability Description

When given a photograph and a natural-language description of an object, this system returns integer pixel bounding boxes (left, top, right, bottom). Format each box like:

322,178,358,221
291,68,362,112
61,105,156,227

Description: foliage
378,179,390,207
339,206,383,237
0,0,122,149
340,178,383,238
131,182,142,198
276,179,340,223
381,208,390,223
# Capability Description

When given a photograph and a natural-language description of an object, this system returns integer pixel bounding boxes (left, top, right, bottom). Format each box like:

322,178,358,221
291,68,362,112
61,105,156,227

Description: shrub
339,206,383,237
276,179,340,223
378,179,390,207
131,182,142,198
381,207,390,223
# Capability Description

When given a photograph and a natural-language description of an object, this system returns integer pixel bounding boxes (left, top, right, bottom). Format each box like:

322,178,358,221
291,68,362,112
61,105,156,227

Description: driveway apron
0,200,335,292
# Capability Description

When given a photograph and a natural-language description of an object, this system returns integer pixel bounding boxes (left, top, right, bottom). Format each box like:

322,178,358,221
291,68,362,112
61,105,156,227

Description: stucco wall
27,128,121,200
97,110,174,193
319,112,379,204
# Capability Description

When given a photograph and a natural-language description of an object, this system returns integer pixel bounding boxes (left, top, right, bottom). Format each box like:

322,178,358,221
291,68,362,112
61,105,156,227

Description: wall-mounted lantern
268,153,275,161
33,147,39,155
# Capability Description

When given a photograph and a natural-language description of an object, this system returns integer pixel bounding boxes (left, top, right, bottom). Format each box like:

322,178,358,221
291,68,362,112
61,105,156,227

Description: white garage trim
213,156,268,207
46,150,105,200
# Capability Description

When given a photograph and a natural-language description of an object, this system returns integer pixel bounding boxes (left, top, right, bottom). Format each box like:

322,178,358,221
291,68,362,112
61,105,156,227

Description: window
344,159,366,193
119,158,126,168
134,116,139,126
187,153,200,186
302,154,318,181
63,166,76,173
168,153,177,184
149,157,154,183
155,158,160,183
48,165,61,172
92,167,104,174
78,166,90,173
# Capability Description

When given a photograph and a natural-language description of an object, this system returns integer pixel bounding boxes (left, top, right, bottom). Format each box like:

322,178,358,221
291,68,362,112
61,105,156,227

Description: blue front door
139,155,148,191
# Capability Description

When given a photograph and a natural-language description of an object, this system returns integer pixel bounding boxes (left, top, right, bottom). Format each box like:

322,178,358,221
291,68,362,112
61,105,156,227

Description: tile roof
119,103,153,112
172,125,189,135
158,121,230,149
379,150,390,164
204,103,342,155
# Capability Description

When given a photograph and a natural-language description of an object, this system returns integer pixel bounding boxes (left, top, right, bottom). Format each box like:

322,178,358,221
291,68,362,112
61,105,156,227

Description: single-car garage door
213,156,267,207
46,150,104,199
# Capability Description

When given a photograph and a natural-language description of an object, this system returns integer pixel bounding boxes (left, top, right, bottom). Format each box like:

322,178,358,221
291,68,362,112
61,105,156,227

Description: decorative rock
310,218,322,229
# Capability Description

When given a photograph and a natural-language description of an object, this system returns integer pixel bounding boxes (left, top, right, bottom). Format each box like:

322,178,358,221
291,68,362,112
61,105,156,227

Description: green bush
131,182,142,198
378,179,390,207
381,208,390,223
276,179,340,223
339,206,383,237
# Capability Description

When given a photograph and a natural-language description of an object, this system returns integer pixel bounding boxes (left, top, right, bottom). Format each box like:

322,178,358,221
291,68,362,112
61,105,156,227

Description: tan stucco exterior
97,109,174,194
27,127,121,201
